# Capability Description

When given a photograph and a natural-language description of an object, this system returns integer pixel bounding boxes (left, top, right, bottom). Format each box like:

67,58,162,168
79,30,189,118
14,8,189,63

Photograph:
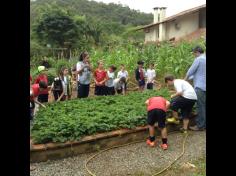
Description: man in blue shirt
185,46,206,131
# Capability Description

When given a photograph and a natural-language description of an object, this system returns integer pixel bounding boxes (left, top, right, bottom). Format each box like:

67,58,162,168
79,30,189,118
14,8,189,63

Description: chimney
153,7,167,23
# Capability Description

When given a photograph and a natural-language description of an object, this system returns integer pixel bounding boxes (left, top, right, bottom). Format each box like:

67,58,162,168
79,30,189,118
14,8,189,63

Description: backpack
53,77,63,91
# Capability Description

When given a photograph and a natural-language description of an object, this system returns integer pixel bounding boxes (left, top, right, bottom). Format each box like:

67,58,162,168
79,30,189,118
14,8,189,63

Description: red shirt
30,84,40,101
94,69,107,86
147,97,167,112
34,74,48,94
140,69,144,80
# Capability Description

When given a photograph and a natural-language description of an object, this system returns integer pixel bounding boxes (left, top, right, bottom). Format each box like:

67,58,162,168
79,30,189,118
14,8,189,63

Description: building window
144,28,150,33
175,22,181,30
158,14,160,22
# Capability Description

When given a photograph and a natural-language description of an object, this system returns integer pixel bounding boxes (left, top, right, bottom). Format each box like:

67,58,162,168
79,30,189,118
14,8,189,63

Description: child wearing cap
34,66,49,103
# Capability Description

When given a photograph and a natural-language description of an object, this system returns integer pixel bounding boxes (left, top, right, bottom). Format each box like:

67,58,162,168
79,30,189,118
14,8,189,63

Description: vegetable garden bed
30,124,182,163
31,89,197,162
31,89,171,144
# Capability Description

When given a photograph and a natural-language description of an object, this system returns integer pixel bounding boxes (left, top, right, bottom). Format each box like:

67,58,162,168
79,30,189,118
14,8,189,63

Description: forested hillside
30,0,153,56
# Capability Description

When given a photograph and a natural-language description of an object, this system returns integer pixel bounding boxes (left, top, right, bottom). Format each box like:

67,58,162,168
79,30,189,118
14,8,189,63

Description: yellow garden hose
85,131,189,176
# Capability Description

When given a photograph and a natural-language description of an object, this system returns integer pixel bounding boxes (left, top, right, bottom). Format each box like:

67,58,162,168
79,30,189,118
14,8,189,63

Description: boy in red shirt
30,81,47,120
94,61,108,96
34,66,49,103
145,96,170,150
30,81,47,171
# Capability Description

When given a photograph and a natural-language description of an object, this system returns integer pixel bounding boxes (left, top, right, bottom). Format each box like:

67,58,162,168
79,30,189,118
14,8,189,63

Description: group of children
93,60,158,96
93,62,129,96
75,51,157,98
30,51,198,152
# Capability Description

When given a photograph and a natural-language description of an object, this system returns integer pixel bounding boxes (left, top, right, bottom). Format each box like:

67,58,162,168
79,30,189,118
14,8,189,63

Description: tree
34,10,78,48
87,18,103,46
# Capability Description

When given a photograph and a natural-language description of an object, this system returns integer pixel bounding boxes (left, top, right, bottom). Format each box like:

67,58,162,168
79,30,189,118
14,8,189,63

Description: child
94,60,108,96
146,63,156,90
71,66,77,82
34,66,49,103
30,81,47,120
61,67,73,100
117,64,128,90
135,61,146,91
50,69,66,102
113,77,126,95
165,75,197,133
106,65,117,95
71,67,77,92
76,51,92,98
30,81,47,172
145,96,170,150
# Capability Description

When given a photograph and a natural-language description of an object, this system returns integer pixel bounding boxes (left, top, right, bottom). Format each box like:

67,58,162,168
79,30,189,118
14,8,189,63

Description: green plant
46,68,57,85
31,89,170,144
55,59,71,74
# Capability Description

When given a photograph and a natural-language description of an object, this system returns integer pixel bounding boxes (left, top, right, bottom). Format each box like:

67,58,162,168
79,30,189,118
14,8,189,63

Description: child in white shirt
106,65,117,95
146,63,156,90
117,64,128,90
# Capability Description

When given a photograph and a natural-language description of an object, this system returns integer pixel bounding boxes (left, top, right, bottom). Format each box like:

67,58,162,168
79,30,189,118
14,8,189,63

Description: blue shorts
138,80,145,87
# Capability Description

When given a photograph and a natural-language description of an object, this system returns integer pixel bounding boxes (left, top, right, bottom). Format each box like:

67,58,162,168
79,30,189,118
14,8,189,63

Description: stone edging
31,126,148,152
30,124,183,163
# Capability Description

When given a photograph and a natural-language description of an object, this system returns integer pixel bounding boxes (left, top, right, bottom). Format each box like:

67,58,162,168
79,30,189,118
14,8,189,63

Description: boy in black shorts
145,96,170,150
165,75,197,133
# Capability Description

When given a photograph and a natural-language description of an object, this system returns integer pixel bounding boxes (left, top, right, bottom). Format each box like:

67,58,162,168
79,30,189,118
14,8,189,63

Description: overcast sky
92,0,206,17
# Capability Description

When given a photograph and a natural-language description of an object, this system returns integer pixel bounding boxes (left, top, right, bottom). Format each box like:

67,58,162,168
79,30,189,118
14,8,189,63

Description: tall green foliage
90,39,205,78
34,10,78,48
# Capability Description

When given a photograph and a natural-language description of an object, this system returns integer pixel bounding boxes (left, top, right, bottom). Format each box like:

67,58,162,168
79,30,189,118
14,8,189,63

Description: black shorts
138,80,145,87
116,88,122,94
147,109,166,128
107,87,115,95
95,85,107,96
30,100,35,121
147,83,153,89
53,90,63,101
38,94,48,103
170,96,196,119
77,83,90,98
30,108,34,120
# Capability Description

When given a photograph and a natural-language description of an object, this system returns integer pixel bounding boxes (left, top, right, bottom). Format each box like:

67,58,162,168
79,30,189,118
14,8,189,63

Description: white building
137,4,206,43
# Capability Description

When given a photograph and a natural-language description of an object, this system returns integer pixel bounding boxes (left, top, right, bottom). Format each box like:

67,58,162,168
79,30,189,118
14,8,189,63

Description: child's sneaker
146,139,156,147
160,143,168,150
166,117,180,124
180,127,188,134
